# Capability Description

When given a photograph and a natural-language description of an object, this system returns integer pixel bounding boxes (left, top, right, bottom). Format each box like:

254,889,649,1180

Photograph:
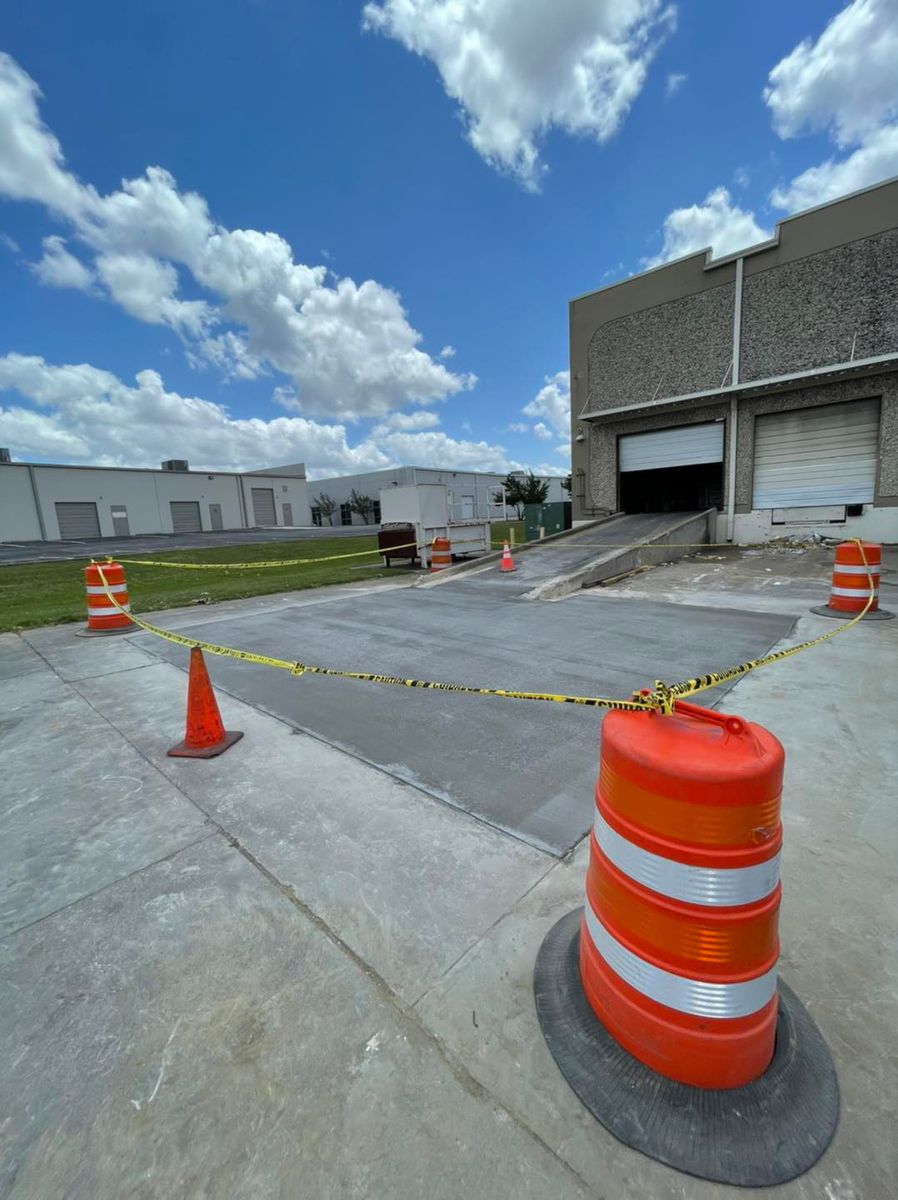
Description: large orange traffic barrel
582,700,781,1088
812,540,893,620
535,700,839,1186
78,561,134,636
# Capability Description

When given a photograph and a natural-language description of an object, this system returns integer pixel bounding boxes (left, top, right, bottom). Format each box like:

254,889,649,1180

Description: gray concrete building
570,177,898,542
0,457,311,542
308,467,568,526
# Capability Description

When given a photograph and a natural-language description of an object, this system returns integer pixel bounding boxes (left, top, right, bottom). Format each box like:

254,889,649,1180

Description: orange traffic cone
168,647,244,758
500,540,516,573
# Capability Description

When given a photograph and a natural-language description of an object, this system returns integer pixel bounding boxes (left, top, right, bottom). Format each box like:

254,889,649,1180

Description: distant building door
209,503,223,530
282,502,293,526
460,494,475,519
251,487,277,526
311,506,322,526
340,502,352,525
170,501,202,533
55,502,101,539
111,506,130,537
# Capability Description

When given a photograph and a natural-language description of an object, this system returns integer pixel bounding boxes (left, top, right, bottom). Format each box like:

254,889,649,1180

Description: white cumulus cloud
766,1,898,212
644,187,769,266
764,0,898,146
0,52,473,419
770,121,898,210
0,353,546,480
30,235,94,292
522,370,571,438
0,353,392,475
533,421,553,440
665,71,687,97
362,0,675,189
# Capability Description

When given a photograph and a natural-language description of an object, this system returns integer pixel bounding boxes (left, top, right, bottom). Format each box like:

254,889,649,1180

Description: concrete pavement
130,560,792,855
1,547,896,1199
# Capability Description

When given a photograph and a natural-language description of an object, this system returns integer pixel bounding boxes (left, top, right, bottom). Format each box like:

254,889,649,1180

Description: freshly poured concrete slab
0,836,589,1200
75,660,553,1004
132,588,794,854
0,640,210,936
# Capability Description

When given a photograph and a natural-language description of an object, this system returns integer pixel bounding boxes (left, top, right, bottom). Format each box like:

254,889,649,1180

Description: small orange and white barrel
430,536,452,573
812,540,893,621
79,561,134,636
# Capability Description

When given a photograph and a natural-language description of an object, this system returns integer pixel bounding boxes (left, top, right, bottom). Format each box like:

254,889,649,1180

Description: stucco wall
586,283,733,413
741,230,898,381
1,466,311,540
0,465,43,540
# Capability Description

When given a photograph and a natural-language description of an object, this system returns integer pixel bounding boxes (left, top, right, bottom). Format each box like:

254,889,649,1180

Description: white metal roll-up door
170,500,202,533
55,501,101,539
619,422,724,472
752,399,879,508
251,487,277,525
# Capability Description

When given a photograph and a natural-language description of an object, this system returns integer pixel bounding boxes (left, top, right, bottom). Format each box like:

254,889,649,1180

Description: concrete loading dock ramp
428,510,714,600
134,580,793,856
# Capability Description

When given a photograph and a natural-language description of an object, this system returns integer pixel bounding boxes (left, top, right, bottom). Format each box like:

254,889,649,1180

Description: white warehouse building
309,466,569,526
0,455,311,542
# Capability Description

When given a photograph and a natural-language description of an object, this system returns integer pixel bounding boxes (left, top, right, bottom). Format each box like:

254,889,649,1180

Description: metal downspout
26,465,47,540
726,258,743,542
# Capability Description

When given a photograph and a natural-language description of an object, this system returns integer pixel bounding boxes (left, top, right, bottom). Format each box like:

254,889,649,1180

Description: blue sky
1,0,897,477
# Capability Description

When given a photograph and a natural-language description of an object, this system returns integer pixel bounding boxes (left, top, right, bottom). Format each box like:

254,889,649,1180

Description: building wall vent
161,459,190,472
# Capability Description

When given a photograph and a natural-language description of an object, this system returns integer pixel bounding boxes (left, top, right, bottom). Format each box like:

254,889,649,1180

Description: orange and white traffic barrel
581,700,781,1089
812,540,892,620
534,699,839,1186
80,561,134,635
430,537,452,573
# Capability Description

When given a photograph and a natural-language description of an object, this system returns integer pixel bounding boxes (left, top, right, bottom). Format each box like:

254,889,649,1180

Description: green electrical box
523,502,572,541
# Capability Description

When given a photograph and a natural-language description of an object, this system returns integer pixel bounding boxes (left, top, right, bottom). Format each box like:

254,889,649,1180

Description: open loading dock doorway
618,421,724,514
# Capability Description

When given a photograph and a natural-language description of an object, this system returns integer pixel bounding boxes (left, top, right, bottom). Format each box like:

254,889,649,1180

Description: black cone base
534,908,839,1187
810,604,893,620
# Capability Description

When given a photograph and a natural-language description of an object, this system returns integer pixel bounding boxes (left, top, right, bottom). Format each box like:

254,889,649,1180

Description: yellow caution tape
642,540,876,713
110,540,421,570
93,563,652,711
92,540,875,715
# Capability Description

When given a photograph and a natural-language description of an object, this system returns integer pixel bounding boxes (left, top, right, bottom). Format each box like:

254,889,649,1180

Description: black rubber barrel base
810,604,893,620
534,908,839,1187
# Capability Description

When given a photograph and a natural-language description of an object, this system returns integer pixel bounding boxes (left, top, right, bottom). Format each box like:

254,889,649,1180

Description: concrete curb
523,510,716,601
413,513,623,589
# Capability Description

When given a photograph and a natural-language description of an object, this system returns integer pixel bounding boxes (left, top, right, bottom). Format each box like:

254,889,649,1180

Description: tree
349,489,376,524
496,471,549,517
314,493,337,526
561,474,572,496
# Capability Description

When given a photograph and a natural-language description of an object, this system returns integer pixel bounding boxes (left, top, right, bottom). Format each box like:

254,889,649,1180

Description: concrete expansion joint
21,637,591,1192
223,831,592,1192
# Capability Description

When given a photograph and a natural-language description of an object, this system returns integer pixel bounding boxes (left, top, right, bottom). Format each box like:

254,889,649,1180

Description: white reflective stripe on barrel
87,603,131,616
830,585,878,598
833,563,879,576
583,903,777,1019
86,583,128,594
594,810,780,907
